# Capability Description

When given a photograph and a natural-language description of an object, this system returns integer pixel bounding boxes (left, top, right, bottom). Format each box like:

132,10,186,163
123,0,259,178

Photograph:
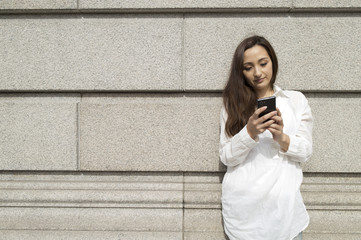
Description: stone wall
1,1,360,239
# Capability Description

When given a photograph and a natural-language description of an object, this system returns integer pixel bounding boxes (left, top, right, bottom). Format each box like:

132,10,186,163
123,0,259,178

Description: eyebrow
243,57,269,65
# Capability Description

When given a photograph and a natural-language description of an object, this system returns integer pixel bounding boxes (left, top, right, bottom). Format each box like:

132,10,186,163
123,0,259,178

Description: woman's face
242,45,273,94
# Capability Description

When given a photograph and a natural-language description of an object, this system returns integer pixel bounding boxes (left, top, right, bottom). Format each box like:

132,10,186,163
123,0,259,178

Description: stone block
79,0,291,10
184,209,224,232
307,210,361,234
0,15,182,91
0,93,80,103
182,0,291,9
302,173,361,210
0,96,78,170
79,96,222,171
0,172,183,238
4,0,361,13
303,94,361,172
79,93,360,172
0,0,77,10
80,93,360,172
293,0,361,10
0,231,182,240
303,233,361,240
79,0,183,10
0,207,182,232
0,172,183,208
184,172,222,209
184,232,228,240
184,14,361,91
183,208,228,240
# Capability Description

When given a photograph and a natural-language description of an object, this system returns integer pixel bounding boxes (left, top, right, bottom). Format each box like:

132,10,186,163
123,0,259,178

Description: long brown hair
223,35,278,137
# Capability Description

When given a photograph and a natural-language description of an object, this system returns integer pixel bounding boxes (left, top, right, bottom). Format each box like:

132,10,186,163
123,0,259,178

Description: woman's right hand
246,106,277,140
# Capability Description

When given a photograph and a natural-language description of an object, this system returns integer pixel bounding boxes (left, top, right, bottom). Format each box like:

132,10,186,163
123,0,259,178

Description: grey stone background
0,1,360,239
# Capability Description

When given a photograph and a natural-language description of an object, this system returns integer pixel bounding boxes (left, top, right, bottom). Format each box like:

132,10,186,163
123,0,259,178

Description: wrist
279,133,290,152
247,125,256,140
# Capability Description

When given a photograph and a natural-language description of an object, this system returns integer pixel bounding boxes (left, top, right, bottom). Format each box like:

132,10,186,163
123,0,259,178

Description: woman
220,35,313,240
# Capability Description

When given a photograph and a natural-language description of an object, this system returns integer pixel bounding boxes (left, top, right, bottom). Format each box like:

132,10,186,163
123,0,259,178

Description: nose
254,66,262,78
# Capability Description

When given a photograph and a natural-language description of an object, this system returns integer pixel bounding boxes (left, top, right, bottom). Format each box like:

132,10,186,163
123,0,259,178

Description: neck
257,86,274,99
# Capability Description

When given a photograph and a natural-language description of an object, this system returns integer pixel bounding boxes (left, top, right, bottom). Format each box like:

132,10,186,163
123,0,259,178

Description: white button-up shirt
220,85,313,240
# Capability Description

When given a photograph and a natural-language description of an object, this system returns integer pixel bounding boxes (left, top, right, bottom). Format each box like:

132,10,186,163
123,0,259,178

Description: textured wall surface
1,1,360,239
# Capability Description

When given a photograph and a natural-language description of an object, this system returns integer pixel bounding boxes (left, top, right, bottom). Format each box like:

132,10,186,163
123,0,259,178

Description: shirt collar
273,85,291,98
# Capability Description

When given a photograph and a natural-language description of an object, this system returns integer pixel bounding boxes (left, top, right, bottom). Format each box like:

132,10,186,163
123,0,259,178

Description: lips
254,78,264,84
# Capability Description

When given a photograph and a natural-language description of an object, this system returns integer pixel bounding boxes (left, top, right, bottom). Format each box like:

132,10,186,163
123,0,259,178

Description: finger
259,110,277,123
276,108,282,116
267,126,281,135
267,127,276,134
271,116,282,124
268,123,281,130
267,127,281,137
260,119,275,129
254,106,267,117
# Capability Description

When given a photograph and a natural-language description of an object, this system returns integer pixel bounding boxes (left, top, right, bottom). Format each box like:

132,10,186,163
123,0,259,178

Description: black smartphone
257,96,276,119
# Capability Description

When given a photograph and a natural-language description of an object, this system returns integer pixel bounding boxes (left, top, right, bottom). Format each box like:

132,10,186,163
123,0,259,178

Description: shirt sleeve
281,93,313,162
219,107,258,167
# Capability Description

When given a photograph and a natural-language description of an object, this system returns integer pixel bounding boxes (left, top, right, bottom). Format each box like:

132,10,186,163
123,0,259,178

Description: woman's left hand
268,108,290,152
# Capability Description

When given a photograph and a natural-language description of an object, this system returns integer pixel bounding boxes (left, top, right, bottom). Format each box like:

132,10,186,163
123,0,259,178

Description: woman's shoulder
283,89,306,99
282,89,310,112
282,89,308,104
275,85,306,100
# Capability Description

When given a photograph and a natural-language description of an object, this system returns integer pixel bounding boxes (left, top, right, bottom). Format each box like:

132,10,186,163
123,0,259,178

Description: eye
260,62,268,67
244,66,252,71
